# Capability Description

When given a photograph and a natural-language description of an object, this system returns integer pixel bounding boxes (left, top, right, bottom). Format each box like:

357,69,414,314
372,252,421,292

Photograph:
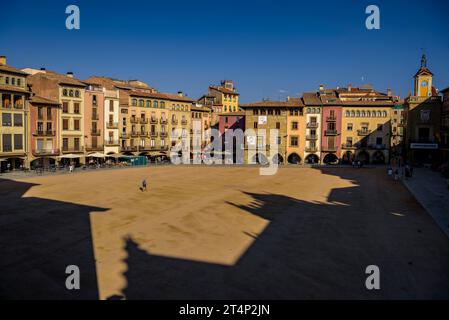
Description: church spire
421,53,427,68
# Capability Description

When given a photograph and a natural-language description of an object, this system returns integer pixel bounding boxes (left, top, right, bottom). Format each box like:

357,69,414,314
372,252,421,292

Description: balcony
33,130,56,136
149,131,158,138
130,131,139,137
160,132,168,138
181,119,188,125
140,118,148,124
306,122,318,128
85,145,104,152
160,118,168,124
306,135,318,140
91,129,101,136
121,146,137,152
61,146,84,153
150,118,158,124
368,144,386,150
14,103,24,109
130,118,139,124
172,119,178,125
106,122,119,129
326,116,336,122
160,145,169,151
342,143,357,149
92,113,99,120
324,129,337,136
138,145,152,151
357,129,371,136
322,146,337,152
305,146,318,152
105,140,120,146
120,132,130,139
32,148,60,156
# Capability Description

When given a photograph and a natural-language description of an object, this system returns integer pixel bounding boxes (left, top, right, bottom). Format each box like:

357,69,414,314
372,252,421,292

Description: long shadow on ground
0,179,108,299
121,168,449,299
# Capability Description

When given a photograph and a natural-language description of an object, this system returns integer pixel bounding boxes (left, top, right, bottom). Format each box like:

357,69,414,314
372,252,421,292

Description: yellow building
208,80,239,113
285,97,305,164
0,56,30,171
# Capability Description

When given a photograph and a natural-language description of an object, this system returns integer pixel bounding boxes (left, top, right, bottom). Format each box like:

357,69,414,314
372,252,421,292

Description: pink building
321,106,342,164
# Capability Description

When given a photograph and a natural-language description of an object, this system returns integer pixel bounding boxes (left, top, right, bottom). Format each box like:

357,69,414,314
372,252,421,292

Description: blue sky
1,0,448,102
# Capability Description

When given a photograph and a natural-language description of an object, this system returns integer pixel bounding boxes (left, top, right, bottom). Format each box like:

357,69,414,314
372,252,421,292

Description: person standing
141,178,147,192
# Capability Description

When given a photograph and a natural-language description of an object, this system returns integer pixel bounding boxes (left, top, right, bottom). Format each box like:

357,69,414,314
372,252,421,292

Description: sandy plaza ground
0,165,448,299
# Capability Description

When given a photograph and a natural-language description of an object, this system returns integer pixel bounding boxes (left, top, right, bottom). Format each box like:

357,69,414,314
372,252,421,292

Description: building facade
440,87,449,163
0,56,29,171
26,69,87,165
84,83,105,154
28,95,60,168
285,97,305,164
303,93,322,164
404,55,442,165
208,80,239,113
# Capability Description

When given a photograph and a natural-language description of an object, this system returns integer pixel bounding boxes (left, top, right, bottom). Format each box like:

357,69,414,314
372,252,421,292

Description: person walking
141,178,147,192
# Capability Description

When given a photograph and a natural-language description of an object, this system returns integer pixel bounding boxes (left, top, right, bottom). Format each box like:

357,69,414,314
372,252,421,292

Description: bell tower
414,54,433,97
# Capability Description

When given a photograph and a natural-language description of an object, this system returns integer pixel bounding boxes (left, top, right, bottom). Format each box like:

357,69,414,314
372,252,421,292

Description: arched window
132,99,137,106
377,111,381,117
224,105,227,112
75,90,80,97
146,100,151,107
345,110,350,117
69,90,74,97
351,110,355,117
382,111,387,117
63,89,68,96
361,111,366,117
356,110,360,117
307,108,311,113
139,99,144,107
160,101,165,108
367,111,371,117
153,101,158,108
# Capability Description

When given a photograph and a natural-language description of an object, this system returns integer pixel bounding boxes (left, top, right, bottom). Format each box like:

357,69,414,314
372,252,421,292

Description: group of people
387,164,413,181
351,160,364,168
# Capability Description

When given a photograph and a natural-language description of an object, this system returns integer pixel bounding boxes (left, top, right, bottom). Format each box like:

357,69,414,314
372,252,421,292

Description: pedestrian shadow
0,178,109,299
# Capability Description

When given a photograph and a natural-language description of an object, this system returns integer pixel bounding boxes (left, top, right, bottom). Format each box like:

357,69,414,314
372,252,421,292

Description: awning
86,152,106,158
58,154,82,159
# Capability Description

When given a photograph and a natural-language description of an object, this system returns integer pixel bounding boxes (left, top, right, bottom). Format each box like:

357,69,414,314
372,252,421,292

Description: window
367,111,371,117
47,107,52,119
62,102,69,113
345,110,350,117
63,89,68,96
17,79,21,86
132,99,137,106
14,134,23,150
347,123,353,131
11,78,15,85
160,101,165,108
361,111,366,117
292,121,298,130
13,114,23,126
346,137,353,147
351,111,355,117
5,77,9,84
75,90,80,98
74,103,80,114
376,137,383,145
277,136,281,145
109,100,114,112
268,109,273,115
224,106,227,112
153,101,158,108
377,111,382,117
62,119,69,130
2,134,12,151
275,109,281,115
139,99,144,107
74,138,80,150
382,111,387,117
290,136,298,146
276,122,280,129
63,138,69,150
253,122,258,129
2,113,12,126
356,110,360,117
69,90,74,97
253,109,258,115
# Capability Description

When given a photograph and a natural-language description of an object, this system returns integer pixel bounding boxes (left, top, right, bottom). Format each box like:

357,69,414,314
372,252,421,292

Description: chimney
319,84,324,92
177,91,184,97
348,83,352,92
0,55,6,66
40,67,46,71
66,71,74,78
387,88,392,97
